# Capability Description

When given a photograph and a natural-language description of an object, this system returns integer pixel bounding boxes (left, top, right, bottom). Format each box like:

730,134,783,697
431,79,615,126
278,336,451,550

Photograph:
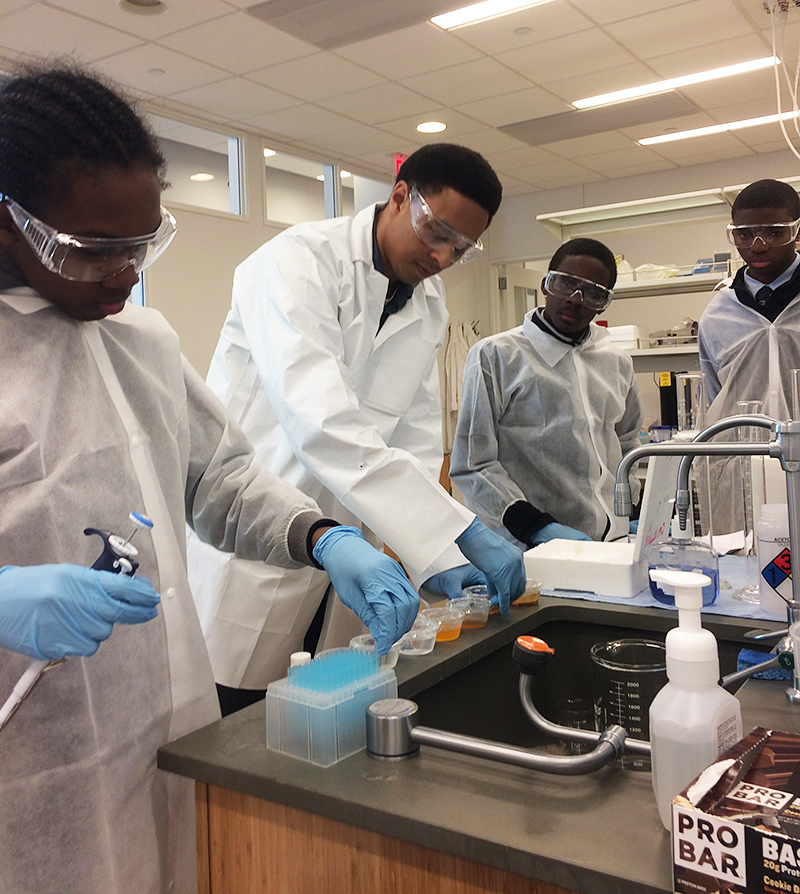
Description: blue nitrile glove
0,564,161,660
454,518,525,617
629,519,639,535
312,526,419,654
530,522,592,546
421,563,486,601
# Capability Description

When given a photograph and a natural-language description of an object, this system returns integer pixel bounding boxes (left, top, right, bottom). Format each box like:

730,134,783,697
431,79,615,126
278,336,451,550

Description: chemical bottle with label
648,568,743,830
755,503,791,618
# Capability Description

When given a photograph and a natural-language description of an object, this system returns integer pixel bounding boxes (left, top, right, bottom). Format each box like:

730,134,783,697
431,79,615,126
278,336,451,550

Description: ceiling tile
497,28,636,81
305,125,403,155
334,22,483,80
159,11,316,74
0,5,141,60
543,62,666,106
449,128,530,156
677,73,779,116
604,0,752,58
543,131,636,159
400,57,532,106
645,132,754,161
455,87,568,128
378,108,486,141
171,76,299,121
249,53,386,101
46,0,233,41
97,44,230,98
489,145,561,172
565,0,695,24
575,145,673,174
317,82,440,125
497,172,542,196
646,34,771,79
510,157,599,187
244,103,360,140
449,2,593,55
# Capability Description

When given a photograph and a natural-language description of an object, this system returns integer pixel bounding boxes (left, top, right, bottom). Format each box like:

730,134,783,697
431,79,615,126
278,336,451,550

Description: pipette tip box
265,650,397,767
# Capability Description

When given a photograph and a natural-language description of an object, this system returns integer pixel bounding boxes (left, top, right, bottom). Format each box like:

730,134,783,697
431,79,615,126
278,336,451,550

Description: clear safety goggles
3,197,177,282
409,185,483,265
726,219,800,249
543,270,614,312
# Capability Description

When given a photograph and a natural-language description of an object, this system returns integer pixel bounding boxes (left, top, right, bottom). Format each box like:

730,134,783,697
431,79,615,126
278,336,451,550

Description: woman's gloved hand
0,564,161,660
454,518,525,617
529,522,592,545
421,563,486,600
312,526,419,654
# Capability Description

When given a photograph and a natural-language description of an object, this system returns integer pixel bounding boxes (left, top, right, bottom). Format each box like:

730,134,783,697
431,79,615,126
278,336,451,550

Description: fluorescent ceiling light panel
639,110,800,145
431,0,554,30
573,57,779,110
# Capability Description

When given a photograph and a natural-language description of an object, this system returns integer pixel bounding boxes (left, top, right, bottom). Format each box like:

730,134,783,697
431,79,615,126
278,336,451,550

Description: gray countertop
158,596,793,894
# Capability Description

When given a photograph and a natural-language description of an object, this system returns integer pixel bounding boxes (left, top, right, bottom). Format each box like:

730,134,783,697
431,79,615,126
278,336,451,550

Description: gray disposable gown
698,279,800,531
0,287,323,894
450,312,643,543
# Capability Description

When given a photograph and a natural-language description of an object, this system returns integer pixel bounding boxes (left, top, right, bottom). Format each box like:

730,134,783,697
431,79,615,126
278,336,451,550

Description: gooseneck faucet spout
674,415,774,530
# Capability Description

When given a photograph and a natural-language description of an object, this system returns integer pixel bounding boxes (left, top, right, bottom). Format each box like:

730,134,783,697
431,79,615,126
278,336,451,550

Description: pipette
0,512,153,732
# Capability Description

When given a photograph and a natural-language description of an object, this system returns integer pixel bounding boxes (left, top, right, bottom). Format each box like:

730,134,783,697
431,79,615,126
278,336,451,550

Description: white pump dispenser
648,568,742,830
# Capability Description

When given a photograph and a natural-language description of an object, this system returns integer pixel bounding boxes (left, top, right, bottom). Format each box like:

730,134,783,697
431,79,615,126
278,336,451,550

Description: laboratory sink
395,601,767,752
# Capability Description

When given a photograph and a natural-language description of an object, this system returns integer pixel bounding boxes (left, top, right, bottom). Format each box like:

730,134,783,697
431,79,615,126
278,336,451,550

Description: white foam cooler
523,453,681,599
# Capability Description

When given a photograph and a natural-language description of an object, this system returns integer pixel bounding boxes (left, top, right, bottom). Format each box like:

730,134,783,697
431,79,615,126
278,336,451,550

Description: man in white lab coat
188,144,526,711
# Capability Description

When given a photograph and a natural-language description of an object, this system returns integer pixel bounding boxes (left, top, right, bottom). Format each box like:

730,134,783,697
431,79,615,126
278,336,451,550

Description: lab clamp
368,402,800,773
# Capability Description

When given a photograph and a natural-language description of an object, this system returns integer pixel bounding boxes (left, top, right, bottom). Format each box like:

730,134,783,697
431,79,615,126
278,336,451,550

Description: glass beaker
590,639,667,771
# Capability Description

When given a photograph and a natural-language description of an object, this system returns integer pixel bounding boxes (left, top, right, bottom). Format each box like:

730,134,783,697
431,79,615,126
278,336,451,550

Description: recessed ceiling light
639,110,800,145
417,121,447,134
118,0,166,15
573,57,779,110
263,148,277,158
316,175,325,181
190,172,214,181
431,0,554,30
340,170,352,178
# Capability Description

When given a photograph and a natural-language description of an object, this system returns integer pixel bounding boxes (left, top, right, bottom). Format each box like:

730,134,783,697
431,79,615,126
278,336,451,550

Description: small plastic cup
419,606,465,642
449,593,491,629
349,633,400,669
487,578,542,614
398,617,439,656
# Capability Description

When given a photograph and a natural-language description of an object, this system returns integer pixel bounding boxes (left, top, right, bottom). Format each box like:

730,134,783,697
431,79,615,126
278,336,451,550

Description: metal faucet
614,414,800,703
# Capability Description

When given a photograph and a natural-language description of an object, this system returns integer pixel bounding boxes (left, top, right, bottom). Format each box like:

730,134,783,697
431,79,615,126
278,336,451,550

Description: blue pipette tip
129,512,153,529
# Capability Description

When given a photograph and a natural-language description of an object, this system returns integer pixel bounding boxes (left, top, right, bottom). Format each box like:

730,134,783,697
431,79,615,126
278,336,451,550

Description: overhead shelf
536,176,800,241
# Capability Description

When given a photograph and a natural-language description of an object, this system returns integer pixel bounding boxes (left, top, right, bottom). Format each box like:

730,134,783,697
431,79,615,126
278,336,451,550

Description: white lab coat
0,288,323,894
188,203,475,688
450,312,644,543
698,280,800,531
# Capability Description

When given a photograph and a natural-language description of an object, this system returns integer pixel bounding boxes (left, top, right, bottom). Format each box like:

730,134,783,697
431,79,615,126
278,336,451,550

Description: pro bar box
672,727,800,894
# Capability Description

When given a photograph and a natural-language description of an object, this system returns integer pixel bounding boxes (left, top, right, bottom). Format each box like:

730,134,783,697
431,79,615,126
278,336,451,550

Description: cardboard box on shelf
672,727,800,894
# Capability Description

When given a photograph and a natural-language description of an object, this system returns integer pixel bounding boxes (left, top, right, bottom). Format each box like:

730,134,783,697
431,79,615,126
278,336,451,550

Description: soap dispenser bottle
648,568,742,830
645,522,719,606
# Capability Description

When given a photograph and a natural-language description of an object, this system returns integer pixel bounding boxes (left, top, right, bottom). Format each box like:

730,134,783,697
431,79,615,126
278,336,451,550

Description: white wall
145,130,285,376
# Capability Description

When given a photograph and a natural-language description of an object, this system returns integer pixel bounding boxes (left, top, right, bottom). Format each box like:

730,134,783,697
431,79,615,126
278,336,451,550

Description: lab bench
158,596,791,894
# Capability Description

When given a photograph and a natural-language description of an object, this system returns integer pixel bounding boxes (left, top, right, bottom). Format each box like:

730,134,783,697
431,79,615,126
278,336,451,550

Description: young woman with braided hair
0,61,419,894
